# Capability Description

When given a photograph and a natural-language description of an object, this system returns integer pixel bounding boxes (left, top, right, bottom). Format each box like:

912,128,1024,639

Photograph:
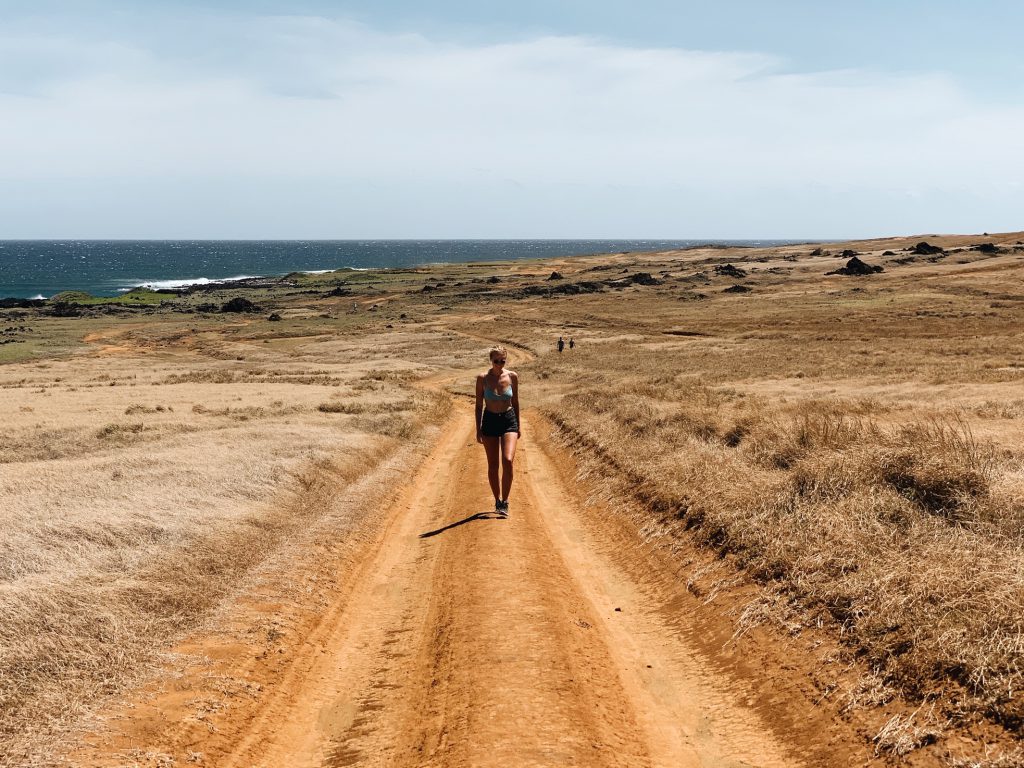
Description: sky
1,1,1023,239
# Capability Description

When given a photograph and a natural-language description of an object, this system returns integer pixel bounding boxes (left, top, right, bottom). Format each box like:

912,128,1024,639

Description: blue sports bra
483,382,513,401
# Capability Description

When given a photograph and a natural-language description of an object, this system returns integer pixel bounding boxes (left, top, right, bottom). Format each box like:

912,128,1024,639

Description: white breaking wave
125,275,262,291
29,294,48,300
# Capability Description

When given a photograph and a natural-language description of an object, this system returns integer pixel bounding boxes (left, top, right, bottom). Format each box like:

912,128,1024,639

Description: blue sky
1,1,1022,238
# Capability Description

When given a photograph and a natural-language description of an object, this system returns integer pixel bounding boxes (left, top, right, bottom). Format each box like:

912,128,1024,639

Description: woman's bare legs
500,432,519,503
482,435,501,503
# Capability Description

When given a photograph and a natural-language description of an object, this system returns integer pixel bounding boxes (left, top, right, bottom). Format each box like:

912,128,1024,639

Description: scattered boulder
882,250,896,256
827,257,884,276
548,271,564,280
421,284,436,292
196,303,219,313
809,247,825,256
267,313,282,321
841,249,859,258
486,276,501,284
975,243,999,254
714,264,747,279
723,284,752,293
221,297,260,313
912,241,944,255
325,286,351,297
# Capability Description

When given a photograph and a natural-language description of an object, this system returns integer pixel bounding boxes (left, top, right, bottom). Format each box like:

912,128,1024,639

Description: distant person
569,337,575,350
475,347,520,516
557,336,565,353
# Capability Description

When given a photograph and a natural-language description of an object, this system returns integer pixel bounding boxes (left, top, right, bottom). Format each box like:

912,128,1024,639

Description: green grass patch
50,289,169,306
0,340,40,363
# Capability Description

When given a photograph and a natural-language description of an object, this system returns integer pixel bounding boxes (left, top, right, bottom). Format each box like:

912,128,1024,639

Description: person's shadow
419,511,505,539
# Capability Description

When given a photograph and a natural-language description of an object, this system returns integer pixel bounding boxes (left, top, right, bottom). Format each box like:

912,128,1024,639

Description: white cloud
0,13,1022,236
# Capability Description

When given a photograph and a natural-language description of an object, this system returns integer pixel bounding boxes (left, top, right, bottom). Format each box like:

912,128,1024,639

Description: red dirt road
71,402,873,767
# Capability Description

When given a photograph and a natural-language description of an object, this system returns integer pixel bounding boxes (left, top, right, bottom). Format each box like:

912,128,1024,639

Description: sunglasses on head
493,358,507,365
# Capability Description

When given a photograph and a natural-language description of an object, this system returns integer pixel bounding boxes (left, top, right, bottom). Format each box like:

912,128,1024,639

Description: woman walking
475,347,521,516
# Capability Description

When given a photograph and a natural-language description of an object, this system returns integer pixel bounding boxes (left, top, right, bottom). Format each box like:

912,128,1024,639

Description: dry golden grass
3,231,1024,764
543,362,1024,729
0,318,458,766
494,233,1024,759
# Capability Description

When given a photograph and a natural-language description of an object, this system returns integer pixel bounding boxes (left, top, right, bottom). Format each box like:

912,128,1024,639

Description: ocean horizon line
0,236,828,243
0,238,815,299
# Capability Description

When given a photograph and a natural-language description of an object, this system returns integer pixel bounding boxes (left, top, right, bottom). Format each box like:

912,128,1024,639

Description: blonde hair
488,346,507,361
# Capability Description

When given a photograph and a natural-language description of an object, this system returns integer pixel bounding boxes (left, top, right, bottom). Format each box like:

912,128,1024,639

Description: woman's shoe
498,499,509,517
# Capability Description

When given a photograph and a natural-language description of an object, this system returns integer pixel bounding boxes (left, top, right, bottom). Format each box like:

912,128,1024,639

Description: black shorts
481,408,518,437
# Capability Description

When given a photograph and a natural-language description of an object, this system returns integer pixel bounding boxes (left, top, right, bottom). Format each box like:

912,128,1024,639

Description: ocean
0,239,804,299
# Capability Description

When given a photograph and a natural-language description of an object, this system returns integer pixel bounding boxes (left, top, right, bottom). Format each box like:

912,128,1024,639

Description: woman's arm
510,371,522,436
475,374,485,443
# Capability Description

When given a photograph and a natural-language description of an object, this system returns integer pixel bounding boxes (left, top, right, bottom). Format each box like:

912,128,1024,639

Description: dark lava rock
912,241,944,255
326,286,351,297
196,303,219,313
519,281,606,298
268,313,282,321
841,249,859,258
421,284,436,292
714,264,747,279
723,284,752,293
548,271,564,280
627,272,662,286
810,247,825,256
882,250,896,256
603,273,662,289
827,257,884,276
47,303,83,317
486,276,501,284
0,298,46,309
975,243,999,253
221,297,260,313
